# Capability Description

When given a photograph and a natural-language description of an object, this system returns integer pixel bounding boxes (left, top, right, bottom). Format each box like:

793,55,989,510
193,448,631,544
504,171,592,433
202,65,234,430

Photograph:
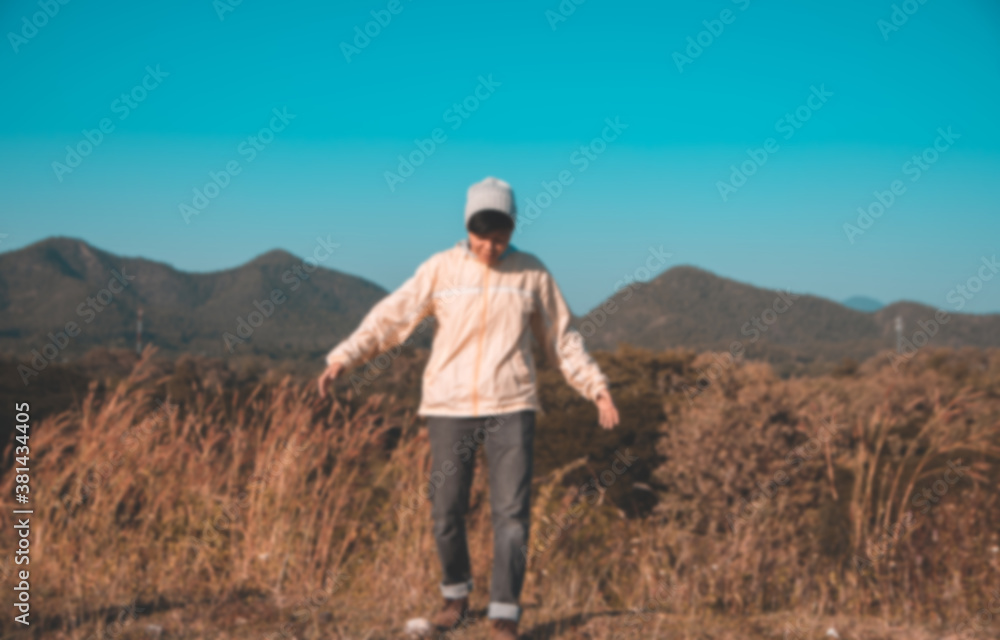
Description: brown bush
2,344,998,638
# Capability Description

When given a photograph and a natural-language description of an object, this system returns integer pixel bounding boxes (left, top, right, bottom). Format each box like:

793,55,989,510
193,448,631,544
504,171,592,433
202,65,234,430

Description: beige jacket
325,239,610,417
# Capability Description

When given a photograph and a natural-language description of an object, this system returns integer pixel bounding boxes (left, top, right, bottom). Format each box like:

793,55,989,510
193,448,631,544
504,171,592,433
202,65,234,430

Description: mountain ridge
0,236,394,362
2,237,998,375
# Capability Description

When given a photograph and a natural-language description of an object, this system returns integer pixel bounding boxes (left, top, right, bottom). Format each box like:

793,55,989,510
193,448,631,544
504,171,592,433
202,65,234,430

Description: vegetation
1,344,998,638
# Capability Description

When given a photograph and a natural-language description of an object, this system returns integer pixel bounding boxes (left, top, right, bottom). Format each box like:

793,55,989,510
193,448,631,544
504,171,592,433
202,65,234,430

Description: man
318,176,619,639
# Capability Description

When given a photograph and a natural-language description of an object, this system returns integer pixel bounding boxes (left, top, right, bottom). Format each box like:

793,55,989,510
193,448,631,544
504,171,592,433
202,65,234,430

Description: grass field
2,344,999,639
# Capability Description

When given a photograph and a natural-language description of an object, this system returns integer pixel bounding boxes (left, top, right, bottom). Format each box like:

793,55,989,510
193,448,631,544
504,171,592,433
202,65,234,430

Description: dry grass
1,344,999,639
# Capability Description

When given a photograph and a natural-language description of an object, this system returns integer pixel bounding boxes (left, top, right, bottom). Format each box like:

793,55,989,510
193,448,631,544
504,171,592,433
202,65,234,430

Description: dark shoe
491,618,519,640
430,596,469,630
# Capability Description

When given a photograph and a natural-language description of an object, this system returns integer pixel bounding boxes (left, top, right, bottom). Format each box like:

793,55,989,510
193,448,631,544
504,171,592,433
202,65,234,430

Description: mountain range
2,237,998,375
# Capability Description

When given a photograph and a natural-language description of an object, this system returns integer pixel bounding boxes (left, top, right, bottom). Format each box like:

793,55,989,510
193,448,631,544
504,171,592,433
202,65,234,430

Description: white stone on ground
405,617,433,638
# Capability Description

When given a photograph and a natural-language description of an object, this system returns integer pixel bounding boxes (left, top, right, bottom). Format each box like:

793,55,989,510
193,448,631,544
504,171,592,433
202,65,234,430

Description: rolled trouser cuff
487,601,520,622
440,579,473,599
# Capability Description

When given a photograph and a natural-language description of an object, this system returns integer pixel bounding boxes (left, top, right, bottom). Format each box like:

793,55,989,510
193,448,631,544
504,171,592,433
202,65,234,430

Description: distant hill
0,237,407,363
2,240,998,376
580,265,1000,375
873,301,1000,351
843,296,884,312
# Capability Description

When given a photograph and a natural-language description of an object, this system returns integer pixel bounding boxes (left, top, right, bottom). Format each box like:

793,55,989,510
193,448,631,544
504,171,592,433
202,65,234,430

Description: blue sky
1,0,999,314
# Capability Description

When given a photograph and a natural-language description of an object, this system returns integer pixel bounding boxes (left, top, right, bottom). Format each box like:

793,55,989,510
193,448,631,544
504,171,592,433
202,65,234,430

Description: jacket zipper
472,260,490,417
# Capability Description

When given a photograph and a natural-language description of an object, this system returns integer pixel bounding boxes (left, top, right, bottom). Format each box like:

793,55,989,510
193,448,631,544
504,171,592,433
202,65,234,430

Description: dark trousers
426,409,535,622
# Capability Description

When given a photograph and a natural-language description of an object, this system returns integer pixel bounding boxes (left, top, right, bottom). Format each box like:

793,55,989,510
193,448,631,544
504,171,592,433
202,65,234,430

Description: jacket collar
458,238,517,263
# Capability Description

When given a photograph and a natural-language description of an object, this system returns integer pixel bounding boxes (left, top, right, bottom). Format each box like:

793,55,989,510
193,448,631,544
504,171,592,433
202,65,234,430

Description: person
317,176,620,639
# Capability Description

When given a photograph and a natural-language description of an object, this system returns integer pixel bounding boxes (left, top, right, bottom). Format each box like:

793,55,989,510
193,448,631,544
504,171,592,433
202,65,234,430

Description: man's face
467,228,512,266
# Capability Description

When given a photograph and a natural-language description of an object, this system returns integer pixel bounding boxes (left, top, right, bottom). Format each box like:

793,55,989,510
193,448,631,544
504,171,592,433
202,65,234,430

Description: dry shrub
642,347,1000,623
1,345,998,638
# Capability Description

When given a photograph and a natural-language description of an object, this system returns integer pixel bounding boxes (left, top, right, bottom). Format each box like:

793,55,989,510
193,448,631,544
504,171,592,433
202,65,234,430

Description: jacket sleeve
529,266,610,403
324,255,437,370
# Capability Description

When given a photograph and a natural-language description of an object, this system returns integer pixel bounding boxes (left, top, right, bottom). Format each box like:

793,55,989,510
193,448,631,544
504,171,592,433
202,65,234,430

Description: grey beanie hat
464,176,516,227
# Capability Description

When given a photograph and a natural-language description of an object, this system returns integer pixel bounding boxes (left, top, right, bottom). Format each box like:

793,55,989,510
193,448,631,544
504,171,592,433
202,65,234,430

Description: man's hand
595,389,619,430
317,361,344,399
